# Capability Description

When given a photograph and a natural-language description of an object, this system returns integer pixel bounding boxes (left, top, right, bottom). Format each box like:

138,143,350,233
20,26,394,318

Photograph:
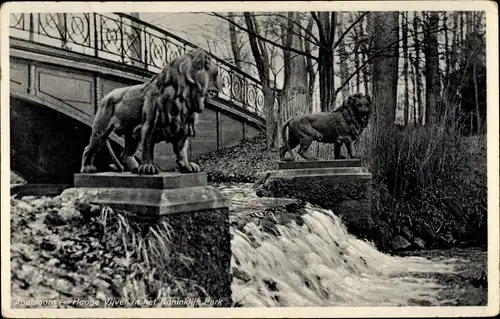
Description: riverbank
195,134,278,183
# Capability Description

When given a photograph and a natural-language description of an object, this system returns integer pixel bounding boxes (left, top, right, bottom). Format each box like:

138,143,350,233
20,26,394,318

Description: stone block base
63,172,232,306
161,207,231,306
256,160,373,234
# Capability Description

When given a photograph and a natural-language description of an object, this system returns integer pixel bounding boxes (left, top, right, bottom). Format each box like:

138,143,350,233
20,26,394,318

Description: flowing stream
217,182,487,307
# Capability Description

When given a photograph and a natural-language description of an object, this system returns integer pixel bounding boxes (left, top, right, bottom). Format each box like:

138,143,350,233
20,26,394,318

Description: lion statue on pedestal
279,93,372,161
80,49,222,175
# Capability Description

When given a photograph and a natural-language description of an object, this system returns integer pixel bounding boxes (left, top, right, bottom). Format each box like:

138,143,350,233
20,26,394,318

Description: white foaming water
228,193,458,306
219,183,460,306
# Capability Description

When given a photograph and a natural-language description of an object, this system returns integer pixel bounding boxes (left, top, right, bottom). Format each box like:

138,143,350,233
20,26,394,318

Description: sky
139,13,232,58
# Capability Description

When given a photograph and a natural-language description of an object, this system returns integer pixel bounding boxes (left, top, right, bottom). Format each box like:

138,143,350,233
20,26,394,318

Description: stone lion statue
80,49,222,175
279,93,372,161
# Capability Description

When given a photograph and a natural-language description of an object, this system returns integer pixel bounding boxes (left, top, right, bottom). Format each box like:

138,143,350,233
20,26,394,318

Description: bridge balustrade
9,12,274,118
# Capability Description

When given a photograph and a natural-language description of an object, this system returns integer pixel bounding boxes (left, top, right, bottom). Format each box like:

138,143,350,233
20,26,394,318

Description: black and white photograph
1,1,498,317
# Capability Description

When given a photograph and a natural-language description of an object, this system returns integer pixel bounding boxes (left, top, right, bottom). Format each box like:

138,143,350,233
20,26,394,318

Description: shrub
366,123,486,249
310,119,487,249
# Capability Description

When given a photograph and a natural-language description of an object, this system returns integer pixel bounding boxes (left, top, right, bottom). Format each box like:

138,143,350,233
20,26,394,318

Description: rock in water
44,213,67,227
413,237,426,250
401,225,414,241
390,235,411,251
47,258,60,266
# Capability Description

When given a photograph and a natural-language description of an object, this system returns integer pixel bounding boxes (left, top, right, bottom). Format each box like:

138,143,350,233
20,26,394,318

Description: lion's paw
178,162,200,173
109,163,125,172
134,164,159,175
81,165,98,173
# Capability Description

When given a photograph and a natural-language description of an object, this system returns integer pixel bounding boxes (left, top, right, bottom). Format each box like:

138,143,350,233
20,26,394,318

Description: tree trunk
228,12,242,70
371,11,399,160
280,12,309,146
423,11,441,126
288,13,309,113
402,12,410,126
243,12,275,149
337,13,350,101
410,52,417,124
304,17,316,113
315,12,337,111
443,12,451,82
413,13,424,125
363,12,374,97
473,47,481,134
465,11,473,36
318,48,336,111
450,12,459,73
460,11,465,45
352,14,361,92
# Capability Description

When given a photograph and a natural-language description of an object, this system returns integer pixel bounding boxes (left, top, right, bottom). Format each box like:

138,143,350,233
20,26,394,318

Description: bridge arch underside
10,96,123,184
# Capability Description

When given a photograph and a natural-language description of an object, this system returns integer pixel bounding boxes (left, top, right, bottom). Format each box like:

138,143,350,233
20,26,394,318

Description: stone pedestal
62,172,232,306
255,160,373,236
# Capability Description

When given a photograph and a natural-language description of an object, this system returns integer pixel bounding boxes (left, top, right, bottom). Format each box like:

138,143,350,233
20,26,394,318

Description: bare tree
443,12,451,81
304,17,316,112
350,12,362,92
242,12,278,149
213,11,369,112
402,12,410,126
410,52,418,124
228,12,243,70
337,13,350,101
412,12,424,125
371,11,399,131
423,11,441,126
360,13,372,96
312,12,337,110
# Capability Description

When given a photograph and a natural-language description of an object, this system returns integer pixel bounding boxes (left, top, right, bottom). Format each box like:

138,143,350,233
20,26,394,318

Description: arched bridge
9,13,268,184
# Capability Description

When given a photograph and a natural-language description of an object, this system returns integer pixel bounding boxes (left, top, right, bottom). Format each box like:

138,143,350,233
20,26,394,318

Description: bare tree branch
333,12,369,49
311,11,326,43
334,23,439,97
281,12,293,94
228,12,242,70
243,12,267,83
230,12,321,45
211,12,317,61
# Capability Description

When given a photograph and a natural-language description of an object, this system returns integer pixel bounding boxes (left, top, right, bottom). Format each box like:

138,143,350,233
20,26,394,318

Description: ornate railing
9,12,268,118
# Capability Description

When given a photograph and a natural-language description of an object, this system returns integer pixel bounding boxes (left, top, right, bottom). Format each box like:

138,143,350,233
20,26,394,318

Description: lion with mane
279,93,372,161
80,49,221,175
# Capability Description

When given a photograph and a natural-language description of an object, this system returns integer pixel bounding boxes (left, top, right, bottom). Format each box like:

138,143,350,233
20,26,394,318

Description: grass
83,204,210,304
10,193,209,308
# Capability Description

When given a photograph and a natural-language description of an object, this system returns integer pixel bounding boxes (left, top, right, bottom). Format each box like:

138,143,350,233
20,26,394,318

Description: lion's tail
95,94,124,172
281,118,293,154
105,140,124,172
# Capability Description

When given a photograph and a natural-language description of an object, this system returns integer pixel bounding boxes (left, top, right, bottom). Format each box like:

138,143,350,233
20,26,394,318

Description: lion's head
177,49,222,113
156,49,222,113
339,92,372,123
